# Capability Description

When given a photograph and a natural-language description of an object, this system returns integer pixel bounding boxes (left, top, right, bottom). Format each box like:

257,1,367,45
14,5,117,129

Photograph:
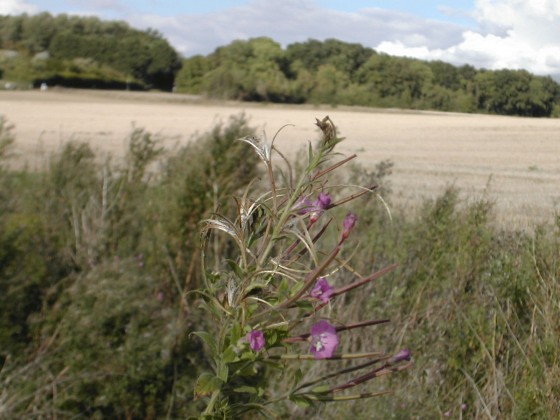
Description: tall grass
0,115,558,418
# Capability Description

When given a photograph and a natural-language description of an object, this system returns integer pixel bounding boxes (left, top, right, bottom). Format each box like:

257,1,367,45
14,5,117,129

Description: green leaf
217,364,229,382
290,394,312,408
245,282,268,294
233,386,258,394
294,299,314,312
192,331,217,355
234,362,258,376
278,278,290,299
311,385,330,394
194,372,222,399
266,330,277,347
222,345,238,364
196,299,222,320
226,259,244,279
230,321,242,344
293,368,303,387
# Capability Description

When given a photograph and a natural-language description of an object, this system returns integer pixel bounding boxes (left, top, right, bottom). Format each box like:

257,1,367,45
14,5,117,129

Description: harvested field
1,89,559,229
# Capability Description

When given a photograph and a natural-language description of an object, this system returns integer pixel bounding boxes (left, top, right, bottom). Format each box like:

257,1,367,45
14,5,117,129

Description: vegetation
176,37,560,117
193,117,412,417
0,13,180,90
0,115,559,418
2,11,559,116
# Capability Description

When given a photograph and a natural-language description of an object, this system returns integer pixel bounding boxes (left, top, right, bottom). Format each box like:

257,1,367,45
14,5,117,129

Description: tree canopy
2,13,559,116
175,37,560,117
0,13,180,90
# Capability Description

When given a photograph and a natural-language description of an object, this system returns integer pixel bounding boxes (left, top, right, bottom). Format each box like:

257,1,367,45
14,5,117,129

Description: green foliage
1,116,559,418
284,38,375,77
174,55,211,94
152,114,259,289
0,13,180,90
0,116,260,418
317,179,560,419
193,116,412,417
0,116,15,162
175,37,560,117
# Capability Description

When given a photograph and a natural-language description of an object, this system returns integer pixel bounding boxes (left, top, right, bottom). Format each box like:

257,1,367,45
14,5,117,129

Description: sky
3,0,560,79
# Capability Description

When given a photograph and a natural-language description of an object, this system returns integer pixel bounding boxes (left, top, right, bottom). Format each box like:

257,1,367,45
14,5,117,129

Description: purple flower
389,349,411,364
247,330,265,352
310,192,332,222
310,320,339,359
342,212,357,239
310,277,334,304
294,193,332,222
293,195,313,215
314,192,332,210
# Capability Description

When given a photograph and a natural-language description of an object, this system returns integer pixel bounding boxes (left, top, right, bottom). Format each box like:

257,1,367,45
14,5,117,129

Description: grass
0,115,559,418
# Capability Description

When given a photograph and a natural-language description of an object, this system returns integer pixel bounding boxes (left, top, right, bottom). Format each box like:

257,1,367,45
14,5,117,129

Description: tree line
2,12,559,117
176,37,560,117
0,13,180,90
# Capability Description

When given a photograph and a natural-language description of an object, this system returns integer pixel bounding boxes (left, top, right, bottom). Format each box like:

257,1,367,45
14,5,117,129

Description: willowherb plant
193,116,412,417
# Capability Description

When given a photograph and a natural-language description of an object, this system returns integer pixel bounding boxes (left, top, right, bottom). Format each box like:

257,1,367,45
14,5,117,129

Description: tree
309,64,349,105
285,38,374,77
175,55,211,94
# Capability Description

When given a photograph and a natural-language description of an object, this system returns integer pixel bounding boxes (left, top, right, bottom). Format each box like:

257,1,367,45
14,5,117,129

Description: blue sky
3,0,560,78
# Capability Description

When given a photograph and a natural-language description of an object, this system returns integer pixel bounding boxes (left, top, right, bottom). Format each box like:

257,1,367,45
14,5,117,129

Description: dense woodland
2,13,560,116
0,13,180,90
176,37,560,117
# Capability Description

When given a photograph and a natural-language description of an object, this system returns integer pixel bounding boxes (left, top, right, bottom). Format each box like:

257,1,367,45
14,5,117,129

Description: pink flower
310,320,339,359
310,192,332,223
293,196,313,215
314,192,332,210
342,212,357,239
310,277,334,303
389,349,411,364
247,330,265,352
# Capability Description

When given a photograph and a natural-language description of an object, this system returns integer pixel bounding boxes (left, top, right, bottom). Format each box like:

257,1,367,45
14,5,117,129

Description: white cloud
12,0,559,78
0,0,38,14
377,0,560,78
129,0,464,57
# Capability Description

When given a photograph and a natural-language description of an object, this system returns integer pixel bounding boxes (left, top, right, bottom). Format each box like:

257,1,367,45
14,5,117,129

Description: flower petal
247,330,265,352
310,320,339,359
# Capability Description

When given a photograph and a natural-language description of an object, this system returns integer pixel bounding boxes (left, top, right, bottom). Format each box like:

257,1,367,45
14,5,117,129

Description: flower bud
342,212,357,239
389,348,411,364
310,277,334,303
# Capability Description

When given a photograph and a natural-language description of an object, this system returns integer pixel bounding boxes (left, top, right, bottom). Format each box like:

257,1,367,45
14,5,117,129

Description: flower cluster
195,116,412,416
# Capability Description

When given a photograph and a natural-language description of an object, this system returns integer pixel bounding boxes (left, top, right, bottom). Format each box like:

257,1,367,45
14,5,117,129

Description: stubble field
2,89,559,229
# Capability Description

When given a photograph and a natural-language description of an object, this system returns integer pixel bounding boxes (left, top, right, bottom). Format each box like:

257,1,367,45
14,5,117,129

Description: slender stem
293,356,388,392
203,390,221,416
284,319,390,342
332,264,398,297
312,154,357,181
309,390,393,401
268,351,383,361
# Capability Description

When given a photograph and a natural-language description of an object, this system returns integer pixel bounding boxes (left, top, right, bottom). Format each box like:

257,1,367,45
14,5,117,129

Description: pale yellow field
2,89,559,229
